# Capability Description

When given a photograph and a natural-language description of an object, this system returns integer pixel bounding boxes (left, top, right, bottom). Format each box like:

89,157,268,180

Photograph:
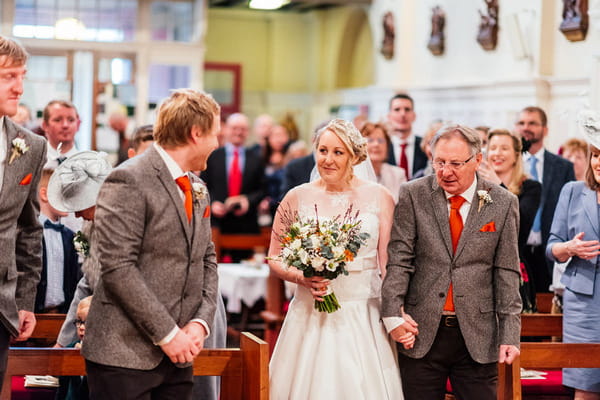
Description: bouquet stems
314,292,341,313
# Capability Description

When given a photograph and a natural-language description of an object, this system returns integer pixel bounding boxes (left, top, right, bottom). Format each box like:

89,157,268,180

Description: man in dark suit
382,124,521,400
81,89,220,399
515,106,575,293
201,112,265,234
280,153,314,198
386,93,428,179
0,35,47,391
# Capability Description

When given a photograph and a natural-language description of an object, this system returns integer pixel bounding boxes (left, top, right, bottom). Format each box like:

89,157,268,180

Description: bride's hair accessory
315,118,368,165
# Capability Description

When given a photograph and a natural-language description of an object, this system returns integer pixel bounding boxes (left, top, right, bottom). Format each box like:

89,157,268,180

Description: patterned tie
445,195,466,312
175,175,193,223
399,143,409,179
529,157,542,233
228,148,242,197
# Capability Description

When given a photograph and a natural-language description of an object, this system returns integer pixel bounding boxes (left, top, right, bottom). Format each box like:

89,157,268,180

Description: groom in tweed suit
382,124,521,400
0,36,47,390
82,89,221,399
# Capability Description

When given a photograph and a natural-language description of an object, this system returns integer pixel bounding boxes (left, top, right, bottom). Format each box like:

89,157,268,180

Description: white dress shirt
40,214,66,308
45,144,79,169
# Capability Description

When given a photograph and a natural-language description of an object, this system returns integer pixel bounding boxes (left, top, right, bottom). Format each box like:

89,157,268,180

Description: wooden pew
212,227,272,262
520,313,562,337
498,343,600,400
1,332,269,400
30,313,65,342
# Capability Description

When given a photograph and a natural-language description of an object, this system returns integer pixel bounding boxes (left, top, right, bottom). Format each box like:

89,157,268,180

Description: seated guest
360,121,406,203
35,168,82,314
479,129,541,311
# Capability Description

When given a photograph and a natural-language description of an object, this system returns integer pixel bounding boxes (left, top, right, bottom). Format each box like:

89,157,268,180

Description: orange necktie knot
449,195,466,210
175,175,193,222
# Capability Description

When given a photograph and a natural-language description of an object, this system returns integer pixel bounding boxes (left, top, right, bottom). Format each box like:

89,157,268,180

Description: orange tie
175,175,193,223
445,195,466,312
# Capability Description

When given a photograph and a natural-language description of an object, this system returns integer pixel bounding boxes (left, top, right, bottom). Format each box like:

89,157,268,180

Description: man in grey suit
0,35,47,390
81,89,221,399
382,124,521,400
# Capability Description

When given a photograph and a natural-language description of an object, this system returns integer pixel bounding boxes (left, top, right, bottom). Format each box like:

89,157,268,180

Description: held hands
498,345,520,365
182,321,208,350
15,310,36,341
224,195,249,216
390,312,419,350
160,329,200,364
566,232,600,260
298,275,330,302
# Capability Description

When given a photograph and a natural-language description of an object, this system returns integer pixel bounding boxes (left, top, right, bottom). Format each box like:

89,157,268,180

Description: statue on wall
559,0,588,42
381,11,395,60
427,6,445,56
477,0,499,51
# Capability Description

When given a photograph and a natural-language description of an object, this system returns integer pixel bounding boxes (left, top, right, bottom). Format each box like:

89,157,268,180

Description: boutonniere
9,137,29,164
73,231,90,258
477,188,493,212
192,182,208,200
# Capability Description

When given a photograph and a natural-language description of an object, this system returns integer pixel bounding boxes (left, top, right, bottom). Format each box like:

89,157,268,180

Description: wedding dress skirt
269,265,403,400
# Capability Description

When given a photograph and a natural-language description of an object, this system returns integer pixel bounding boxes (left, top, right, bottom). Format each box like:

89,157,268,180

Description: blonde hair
154,89,220,148
77,295,93,318
0,36,27,67
487,129,526,195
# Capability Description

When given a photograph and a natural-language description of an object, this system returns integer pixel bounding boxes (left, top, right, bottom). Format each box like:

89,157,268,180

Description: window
150,1,195,42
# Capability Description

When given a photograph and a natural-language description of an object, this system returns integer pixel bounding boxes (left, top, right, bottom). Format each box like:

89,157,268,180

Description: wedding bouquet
273,204,369,313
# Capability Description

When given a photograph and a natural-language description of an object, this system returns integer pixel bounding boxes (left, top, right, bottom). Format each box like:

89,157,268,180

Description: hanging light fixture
249,0,290,10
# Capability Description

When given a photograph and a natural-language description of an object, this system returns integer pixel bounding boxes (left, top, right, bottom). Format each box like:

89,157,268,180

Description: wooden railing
2,332,269,400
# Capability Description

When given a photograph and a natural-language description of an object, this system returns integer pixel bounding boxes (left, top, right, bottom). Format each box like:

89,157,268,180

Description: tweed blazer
81,146,218,370
546,181,599,296
381,174,522,364
0,118,46,336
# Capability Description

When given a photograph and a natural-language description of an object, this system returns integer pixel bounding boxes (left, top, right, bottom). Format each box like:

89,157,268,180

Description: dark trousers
86,357,193,400
524,244,552,293
399,318,497,400
0,324,10,393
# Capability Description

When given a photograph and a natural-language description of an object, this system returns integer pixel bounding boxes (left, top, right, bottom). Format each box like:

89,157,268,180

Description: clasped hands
160,322,207,364
389,313,419,350
564,232,600,261
212,196,249,218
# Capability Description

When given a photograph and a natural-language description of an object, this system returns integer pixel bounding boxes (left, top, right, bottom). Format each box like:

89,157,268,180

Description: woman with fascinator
267,119,406,399
545,112,600,400
478,129,541,312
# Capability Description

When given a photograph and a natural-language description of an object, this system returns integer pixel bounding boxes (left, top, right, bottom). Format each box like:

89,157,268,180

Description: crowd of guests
1,31,599,399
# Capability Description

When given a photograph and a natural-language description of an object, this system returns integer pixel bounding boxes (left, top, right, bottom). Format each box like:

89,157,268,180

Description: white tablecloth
218,263,269,313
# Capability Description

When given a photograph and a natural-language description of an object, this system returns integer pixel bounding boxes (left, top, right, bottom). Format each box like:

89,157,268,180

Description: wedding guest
478,129,541,311
562,138,588,182
475,126,490,148
127,124,154,158
413,120,443,179
259,124,291,220
269,119,404,399
360,121,406,203
382,124,521,400
42,100,81,168
546,128,600,400
11,102,32,128
35,168,82,315
82,89,220,399
0,35,47,391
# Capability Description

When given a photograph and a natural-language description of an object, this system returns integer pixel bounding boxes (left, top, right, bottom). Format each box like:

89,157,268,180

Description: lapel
541,151,553,199
582,186,599,238
429,177,454,258
1,120,29,203
240,146,250,192
148,147,193,245
453,177,490,260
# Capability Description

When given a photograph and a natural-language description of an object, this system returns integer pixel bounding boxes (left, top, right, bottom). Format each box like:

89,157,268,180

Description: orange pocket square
19,173,32,186
203,205,210,218
480,221,496,232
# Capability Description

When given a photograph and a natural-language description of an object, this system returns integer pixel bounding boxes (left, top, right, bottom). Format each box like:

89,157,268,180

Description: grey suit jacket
81,146,219,370
381,174,522,364
0,118,46,336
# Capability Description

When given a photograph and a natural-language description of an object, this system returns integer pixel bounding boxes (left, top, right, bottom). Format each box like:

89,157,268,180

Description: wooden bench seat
1,332,268,400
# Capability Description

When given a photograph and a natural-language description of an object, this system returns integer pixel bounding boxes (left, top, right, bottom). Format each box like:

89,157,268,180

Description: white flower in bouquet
299,249,310,265
311,256,326,272
291,238,302,251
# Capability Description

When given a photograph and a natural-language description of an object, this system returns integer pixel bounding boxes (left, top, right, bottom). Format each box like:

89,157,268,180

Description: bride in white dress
268,119,412,400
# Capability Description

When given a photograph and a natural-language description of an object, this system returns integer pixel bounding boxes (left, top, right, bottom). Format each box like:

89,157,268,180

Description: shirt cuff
382,316,406,333
190,319,211,338
155,326,179,346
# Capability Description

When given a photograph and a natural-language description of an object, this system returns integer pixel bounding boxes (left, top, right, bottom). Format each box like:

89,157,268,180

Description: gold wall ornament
380,11,395,60
477,0,499,51
559,0,588,42
427,6,446,56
